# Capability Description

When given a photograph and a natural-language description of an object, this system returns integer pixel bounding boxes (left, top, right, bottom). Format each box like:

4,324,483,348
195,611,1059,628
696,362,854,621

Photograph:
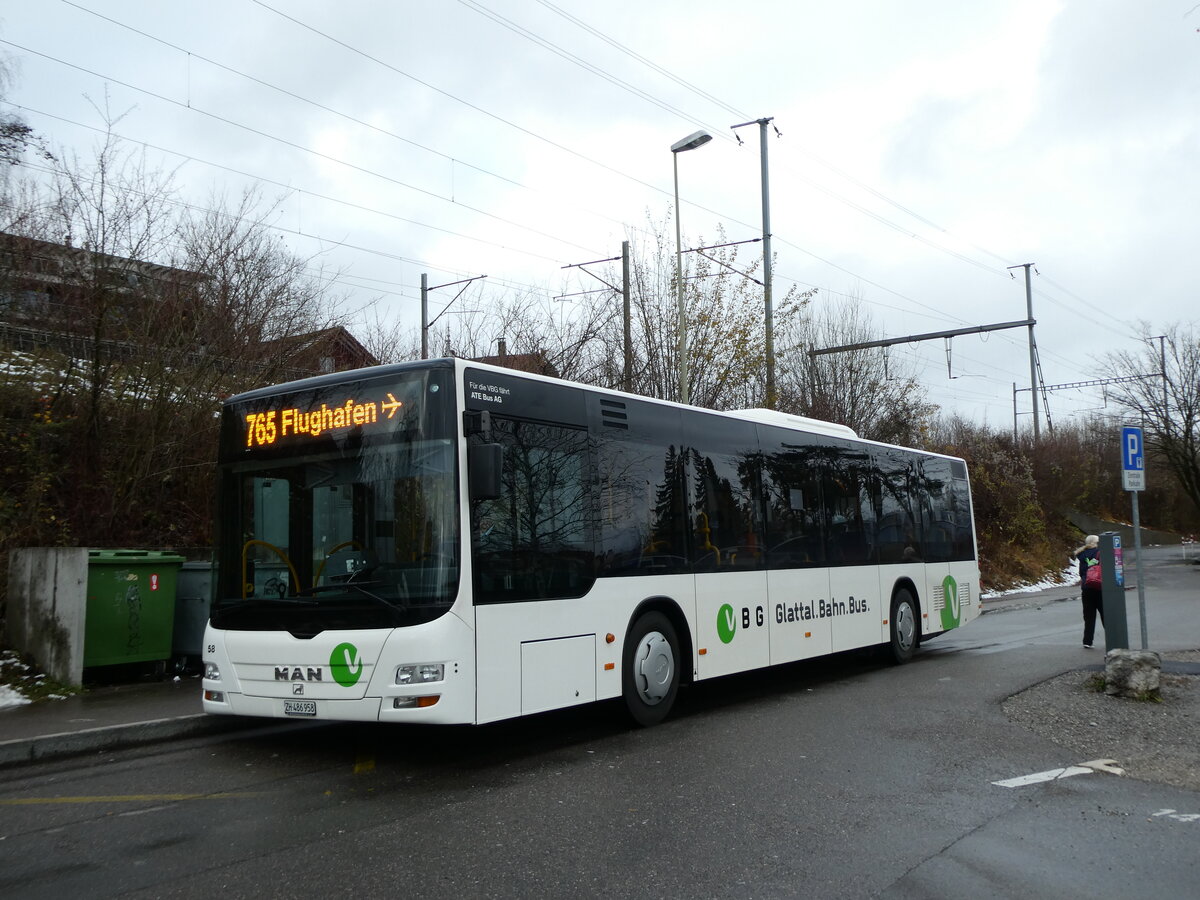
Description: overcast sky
2,1,1197,429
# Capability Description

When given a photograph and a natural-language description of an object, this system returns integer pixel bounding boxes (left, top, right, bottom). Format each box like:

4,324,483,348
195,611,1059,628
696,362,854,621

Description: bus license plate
284,700,317,717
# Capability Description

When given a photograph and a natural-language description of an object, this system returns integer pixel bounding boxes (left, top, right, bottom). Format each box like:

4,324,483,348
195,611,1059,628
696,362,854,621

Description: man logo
292,683,304,695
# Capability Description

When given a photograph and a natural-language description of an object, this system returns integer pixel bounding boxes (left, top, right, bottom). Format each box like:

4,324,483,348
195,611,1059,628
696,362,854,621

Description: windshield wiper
295,581,407,616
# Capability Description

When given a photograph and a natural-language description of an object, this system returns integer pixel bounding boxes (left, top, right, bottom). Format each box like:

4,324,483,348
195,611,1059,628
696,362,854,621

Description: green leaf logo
717,603,737,644
330,642,364,687
940,576,961,630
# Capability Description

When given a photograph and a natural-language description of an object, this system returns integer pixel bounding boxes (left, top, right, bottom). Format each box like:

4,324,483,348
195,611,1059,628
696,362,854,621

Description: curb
0,714,268,770
981,593,1077,614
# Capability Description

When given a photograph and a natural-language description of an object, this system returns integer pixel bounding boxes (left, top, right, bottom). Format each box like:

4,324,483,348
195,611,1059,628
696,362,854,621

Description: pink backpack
1084,560,1102,587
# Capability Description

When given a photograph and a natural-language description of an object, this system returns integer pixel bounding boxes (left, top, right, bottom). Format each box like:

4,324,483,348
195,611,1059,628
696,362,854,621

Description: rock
1105,649,1162,697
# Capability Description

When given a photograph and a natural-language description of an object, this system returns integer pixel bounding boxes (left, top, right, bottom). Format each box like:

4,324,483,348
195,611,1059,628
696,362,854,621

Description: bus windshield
211,367,460,634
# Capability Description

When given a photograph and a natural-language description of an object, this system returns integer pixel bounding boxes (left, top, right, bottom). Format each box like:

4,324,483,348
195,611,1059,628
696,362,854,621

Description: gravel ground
1003,649,1200,792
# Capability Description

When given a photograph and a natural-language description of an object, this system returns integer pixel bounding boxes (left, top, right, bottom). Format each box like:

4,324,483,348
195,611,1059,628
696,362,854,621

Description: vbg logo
940,576,961,630
717,604,764,643
717,604,737,644
329,642,364,687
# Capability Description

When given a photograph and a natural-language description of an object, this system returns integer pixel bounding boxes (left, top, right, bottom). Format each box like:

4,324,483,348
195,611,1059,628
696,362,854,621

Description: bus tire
888,588,919,664
623,611,680,727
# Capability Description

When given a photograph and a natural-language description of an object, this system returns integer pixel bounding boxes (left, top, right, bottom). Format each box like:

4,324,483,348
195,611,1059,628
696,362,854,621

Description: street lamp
671,129,712,405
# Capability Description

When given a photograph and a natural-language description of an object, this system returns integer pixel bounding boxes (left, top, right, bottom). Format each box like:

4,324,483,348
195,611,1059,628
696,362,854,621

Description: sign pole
1130,489,1148,649
1121,426,1149,649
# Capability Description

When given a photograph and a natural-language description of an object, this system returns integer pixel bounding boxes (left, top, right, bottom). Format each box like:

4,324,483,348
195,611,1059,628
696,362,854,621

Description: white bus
203,358,980,726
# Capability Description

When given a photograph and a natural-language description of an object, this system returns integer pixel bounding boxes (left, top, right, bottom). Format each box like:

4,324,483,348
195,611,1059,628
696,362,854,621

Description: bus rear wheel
623,611,680,727
888,589,919,664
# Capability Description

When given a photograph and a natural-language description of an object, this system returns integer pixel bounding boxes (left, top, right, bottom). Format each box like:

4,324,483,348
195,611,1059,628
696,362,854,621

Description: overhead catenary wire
30,3,1043,324
5,3,1110,399
0,38,606,260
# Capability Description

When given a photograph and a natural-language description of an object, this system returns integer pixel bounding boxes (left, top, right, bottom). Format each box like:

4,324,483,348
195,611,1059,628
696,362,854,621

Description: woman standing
1072,534,1104,649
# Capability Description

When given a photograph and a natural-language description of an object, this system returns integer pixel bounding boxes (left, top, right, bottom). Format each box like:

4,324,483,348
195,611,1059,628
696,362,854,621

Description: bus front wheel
623,611,680,727
888,588,919,664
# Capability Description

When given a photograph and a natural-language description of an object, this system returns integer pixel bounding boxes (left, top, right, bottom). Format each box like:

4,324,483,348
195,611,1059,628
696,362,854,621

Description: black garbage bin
173,560,215,672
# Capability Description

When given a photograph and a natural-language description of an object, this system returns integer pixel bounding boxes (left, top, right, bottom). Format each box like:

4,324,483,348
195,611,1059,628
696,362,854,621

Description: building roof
470,350,558,378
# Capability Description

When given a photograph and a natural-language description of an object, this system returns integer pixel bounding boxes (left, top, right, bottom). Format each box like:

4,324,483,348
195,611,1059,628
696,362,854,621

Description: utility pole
622,240,632,393
1012,383,1018,442
560,248,632,391
1154,333,1167,417
732,117,779,409
1008,263,1039,441
421,273,487,358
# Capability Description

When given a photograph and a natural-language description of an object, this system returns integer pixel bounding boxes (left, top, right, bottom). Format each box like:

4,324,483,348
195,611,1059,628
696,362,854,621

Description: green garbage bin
84,549,184,668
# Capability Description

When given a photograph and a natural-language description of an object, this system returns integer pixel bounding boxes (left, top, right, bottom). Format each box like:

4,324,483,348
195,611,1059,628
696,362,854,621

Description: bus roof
729,408,859,439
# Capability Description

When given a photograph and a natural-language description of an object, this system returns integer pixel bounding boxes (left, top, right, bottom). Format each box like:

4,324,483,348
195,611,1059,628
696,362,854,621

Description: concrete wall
6,548,88,686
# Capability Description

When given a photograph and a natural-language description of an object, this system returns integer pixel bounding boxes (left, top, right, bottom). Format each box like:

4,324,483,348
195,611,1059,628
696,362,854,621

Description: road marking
0,792,259,805
1151,809,1200,823
993,767,1094,788
993,759,1125,788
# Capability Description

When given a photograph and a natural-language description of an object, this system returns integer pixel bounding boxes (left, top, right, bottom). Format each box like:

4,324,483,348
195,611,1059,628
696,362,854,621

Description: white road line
992,759,1125,788
992,766,1095,788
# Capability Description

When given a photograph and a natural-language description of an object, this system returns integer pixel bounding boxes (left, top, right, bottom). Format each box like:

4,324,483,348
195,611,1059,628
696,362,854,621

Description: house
256,326,378,374
471,339,558,378
0,230,204,329
0,231,376,376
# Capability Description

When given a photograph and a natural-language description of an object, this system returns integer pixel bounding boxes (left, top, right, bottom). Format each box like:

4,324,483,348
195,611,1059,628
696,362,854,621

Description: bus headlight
204,662,221,681
396,663,444,685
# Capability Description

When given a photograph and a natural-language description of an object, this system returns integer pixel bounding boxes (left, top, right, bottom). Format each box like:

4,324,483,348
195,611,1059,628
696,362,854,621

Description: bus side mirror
463,409,492,439
469,443,503,500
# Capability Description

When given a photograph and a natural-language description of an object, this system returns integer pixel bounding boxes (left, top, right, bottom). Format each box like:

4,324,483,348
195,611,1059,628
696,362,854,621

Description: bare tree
0,124,351,546
1106,322,1200,522
0,53,52,166
776,295,937,444
572,214,813,409
417,279,614,383
174,187,350,378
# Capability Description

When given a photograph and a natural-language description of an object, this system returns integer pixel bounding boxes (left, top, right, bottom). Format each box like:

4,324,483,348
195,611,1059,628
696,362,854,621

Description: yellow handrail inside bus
696,512,721,565
241,540,300,599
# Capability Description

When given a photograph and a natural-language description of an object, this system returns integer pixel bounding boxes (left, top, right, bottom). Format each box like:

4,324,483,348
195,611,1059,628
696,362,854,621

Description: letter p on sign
1121,426,1145,491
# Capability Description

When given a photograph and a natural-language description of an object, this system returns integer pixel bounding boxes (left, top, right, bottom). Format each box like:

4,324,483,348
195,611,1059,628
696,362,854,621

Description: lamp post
671,129,712,405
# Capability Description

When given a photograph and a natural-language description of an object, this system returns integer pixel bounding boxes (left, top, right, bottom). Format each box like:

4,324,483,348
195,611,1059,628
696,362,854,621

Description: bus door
760,430,834,664
824,442,881,652
688,415,770,679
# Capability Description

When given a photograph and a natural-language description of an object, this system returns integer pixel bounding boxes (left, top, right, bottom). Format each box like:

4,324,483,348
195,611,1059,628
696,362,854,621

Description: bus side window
920,458,954,563
592,399,688,576
760,428,825,569
472,417,595,602
684,412,765,571
874,447,920,563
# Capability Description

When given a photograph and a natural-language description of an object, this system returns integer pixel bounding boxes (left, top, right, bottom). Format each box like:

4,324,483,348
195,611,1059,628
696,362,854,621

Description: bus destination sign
242,388,408,450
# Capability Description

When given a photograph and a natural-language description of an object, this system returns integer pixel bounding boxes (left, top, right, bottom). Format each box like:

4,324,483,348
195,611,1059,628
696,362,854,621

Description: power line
5,101,575,267
247,0,1026,309
59,0,664,247
10,6,1101,396
0,38,605,259
456,0,723,138
525,0,1022,280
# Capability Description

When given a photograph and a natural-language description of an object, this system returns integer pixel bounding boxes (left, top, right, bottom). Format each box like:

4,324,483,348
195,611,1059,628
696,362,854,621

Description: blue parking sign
1121,426,1145,491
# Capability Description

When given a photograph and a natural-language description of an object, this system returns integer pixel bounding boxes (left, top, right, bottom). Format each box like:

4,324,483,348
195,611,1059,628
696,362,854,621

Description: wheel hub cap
636,631,674,704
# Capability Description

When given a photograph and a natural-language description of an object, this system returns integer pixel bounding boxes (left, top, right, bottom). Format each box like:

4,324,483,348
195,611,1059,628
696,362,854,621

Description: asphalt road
1,548,1198,899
